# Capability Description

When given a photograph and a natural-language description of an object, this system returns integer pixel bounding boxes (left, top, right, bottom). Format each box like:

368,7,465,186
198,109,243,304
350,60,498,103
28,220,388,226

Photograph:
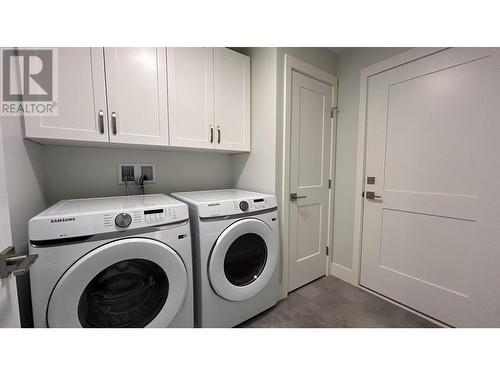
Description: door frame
351,48,448,286
280,54,338,298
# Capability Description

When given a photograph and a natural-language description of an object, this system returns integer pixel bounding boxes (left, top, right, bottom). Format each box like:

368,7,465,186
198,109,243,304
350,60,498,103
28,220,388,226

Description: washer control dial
115,212,132,228
239,200,249,211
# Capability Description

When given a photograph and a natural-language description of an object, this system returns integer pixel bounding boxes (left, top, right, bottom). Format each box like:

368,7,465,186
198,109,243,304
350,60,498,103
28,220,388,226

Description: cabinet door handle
217,126,221,144
98,110,104,134
111,112,117,135
210,126,214,143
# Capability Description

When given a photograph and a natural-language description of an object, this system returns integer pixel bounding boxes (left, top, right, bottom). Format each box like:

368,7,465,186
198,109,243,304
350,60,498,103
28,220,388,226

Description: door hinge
330,106,338,118
328,179,332,189
326,246,329,256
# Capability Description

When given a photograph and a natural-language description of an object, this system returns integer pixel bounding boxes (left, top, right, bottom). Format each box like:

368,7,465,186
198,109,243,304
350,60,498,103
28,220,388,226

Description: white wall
232,48,277,194
0,122,18,327
42,145,234,204
331,48,411,282
0,116,46,327
232,47,337,197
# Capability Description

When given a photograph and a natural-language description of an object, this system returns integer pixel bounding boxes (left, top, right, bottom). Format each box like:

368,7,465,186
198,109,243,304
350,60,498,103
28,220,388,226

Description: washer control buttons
115,213,132,228
239,200,249,211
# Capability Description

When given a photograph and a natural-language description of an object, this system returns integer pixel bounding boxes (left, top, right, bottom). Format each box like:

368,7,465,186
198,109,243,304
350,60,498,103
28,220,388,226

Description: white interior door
0,123,19,328
167,48,214,149
105,48,168,146
213,48,250,151
288,71,333,291
360,48,500,327
24,48,108,142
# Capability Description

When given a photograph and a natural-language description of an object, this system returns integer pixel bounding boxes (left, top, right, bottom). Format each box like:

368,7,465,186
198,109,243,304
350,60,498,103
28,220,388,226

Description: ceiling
327,47,348,54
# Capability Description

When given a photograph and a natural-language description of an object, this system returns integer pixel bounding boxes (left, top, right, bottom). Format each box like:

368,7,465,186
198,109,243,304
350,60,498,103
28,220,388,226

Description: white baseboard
331,262,357,285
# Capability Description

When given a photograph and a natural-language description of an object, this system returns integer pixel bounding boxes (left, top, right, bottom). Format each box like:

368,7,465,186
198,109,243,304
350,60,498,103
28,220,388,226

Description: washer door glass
47,238,188,328
224,233,268,286
78,259,169,328
209,218,278,302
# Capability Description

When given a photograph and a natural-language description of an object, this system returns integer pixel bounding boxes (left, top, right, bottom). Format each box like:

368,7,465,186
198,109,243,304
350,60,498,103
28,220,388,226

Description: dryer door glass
77,259,169,328
224,233,268,286
209,218,278,301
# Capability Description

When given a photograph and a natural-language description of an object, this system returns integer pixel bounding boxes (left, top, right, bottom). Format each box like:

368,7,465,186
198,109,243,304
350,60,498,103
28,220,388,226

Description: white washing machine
171,189,280,327
28,194,194,328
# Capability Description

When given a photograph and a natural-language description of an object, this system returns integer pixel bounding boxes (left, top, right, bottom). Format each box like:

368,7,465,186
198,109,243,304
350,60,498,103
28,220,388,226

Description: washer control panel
144,208,165,224
102,206,183,230
143,207,180,224
28,194,189,241
239,200,249,211
115,212,132,228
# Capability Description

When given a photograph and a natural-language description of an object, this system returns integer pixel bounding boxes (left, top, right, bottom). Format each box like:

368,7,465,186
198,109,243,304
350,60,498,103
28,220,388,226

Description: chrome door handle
12,254,38,276
98,110,104,134
111,112,117,135
210,126,214,143
364,191,382,200
0,246,38,279
217,126,221,144
290,193,307,201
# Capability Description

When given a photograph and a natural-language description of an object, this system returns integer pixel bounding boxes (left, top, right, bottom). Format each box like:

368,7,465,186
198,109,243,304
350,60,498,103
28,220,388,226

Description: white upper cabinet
24,48,108,142
23,47,249,152
213,48,250,152
104,48,168,146
167,47,250,152
167,48,214,149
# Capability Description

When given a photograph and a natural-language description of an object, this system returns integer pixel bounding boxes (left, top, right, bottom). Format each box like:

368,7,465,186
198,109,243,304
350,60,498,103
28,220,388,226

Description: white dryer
171,189,280,327
29,194,194,328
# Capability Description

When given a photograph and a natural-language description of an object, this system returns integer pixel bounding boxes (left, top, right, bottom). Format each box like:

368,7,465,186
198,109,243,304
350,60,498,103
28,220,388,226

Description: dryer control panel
198,195,277,218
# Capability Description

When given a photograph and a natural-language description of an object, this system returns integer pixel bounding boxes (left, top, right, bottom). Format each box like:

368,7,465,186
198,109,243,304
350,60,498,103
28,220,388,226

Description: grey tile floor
239,276,438,328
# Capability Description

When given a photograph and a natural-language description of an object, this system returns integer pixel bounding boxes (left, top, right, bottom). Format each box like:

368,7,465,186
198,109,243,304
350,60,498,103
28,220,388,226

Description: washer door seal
209,218,278,301
47,238,187,328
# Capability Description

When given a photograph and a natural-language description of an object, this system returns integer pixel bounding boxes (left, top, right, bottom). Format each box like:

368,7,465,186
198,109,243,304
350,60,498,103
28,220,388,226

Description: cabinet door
24,48,108,142
167,48,214,149
213,48,250,152
105,48,168,146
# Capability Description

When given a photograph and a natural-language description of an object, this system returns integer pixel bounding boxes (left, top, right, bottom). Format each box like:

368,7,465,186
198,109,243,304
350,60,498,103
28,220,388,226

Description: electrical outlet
118,162,157,185
138,163,156,184
141,165,154,182
121,165,135,182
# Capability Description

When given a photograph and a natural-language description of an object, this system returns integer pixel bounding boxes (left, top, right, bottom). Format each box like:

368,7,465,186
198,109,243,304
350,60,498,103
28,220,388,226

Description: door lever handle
364,191,382,200
290,193,307,201
0,246,38,279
